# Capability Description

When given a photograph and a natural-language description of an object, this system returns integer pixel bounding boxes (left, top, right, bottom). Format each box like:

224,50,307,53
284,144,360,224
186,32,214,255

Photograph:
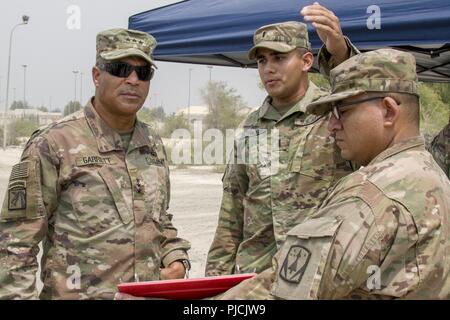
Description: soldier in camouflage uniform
206,3,359,276
219,49,450,299
428,119,449,178
0,28,191,300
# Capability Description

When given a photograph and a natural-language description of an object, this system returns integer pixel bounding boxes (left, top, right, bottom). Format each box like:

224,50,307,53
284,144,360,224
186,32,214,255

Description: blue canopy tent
129,0,450,82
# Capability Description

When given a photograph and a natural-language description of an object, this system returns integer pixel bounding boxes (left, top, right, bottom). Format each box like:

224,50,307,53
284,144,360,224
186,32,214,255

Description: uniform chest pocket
239,129,273,182
98,166,133,224
289,117,338,180
67,165,133,237
138,162,168,224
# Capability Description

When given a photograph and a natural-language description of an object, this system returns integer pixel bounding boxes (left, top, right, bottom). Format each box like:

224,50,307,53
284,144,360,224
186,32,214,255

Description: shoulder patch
1,159,46,221
279,245,311,283
8,180,27,210
10,162,30,180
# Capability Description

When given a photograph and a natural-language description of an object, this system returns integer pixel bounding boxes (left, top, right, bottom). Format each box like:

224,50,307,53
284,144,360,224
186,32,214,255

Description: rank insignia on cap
280,245,311,283
8,180,27,210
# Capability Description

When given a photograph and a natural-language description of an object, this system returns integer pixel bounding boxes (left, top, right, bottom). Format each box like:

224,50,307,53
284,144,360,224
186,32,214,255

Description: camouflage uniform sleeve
215,267,276,300
317,36,360,77
428,123,450,178
271,197,397,300
205,140,248,276
159,147,191,268
0,135,58,299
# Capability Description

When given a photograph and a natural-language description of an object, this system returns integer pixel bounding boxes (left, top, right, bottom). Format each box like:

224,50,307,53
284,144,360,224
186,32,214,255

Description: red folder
117,273,256,299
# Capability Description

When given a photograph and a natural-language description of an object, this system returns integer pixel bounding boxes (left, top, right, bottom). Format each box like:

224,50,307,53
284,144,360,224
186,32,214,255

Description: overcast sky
0,0,266,113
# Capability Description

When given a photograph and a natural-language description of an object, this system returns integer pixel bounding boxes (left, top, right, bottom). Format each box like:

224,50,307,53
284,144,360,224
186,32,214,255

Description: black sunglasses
99,61,154,81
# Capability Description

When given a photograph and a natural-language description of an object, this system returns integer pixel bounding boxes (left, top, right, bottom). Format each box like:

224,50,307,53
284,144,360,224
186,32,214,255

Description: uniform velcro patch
10,162,30,180
8,180,27,210
279,245,311,283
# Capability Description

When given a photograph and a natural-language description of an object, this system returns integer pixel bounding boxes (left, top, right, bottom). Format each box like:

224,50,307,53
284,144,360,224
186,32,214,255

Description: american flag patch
10,162,30,180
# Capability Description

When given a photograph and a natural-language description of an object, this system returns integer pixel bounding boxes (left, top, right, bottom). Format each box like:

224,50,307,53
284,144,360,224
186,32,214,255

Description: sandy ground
0,148,223,291
169,167,222,277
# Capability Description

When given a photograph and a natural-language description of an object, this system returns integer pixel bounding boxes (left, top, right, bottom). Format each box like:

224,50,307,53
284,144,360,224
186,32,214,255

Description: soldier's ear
301,51,314,72
381,96,400,128
92,66,100,87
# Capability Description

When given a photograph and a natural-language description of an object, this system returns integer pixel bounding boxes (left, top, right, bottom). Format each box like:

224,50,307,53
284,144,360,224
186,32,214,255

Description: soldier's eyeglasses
331,96,400,120
99,62,154,81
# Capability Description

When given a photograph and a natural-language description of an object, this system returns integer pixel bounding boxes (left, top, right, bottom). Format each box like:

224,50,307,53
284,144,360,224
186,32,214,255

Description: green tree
138,107,157,128
0,118,39,146
63,101,82,116
418,82,450,140
37,106,48,112
10,100,28,110
200,81,247,132
427,83,450,105
137,106,166,128
150,106,166,122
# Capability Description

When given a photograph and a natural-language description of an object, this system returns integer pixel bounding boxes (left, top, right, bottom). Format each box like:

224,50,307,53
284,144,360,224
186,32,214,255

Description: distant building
9,108,63,126
176,106,209,124
175,105,255,125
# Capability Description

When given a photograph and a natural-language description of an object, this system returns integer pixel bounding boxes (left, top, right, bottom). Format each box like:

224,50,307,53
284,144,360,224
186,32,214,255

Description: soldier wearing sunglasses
0,28,191,299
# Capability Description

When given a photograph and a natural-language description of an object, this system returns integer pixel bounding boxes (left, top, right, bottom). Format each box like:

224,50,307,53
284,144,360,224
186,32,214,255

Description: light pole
79,71,83,105
187,68,193,125
22,64,27,107
153,93,158,108
72,70,78,115
3,15,30,149
207,65,213,83
72,70,79,102
207,66,214,112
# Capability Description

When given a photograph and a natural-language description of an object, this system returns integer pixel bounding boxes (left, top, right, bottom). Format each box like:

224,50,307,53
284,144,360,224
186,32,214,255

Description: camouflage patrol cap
96,28,157,68
307,48,419,115
248,21,311,60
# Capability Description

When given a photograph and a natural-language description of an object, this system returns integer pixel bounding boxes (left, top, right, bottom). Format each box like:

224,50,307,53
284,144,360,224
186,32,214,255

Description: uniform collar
84,98,152,153
128,120,156,152
368,135,425,166
258,81,321,123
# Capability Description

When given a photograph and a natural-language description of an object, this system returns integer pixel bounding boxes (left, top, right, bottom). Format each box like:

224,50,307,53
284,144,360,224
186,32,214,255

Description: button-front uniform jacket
428,122,449,178
271,136,450,299
218,137,450,299
206,39,360,276
0,101,190,299
205,83,354,276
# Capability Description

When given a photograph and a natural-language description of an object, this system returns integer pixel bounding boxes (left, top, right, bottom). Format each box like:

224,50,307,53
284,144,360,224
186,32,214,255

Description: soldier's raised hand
301,2,349,64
